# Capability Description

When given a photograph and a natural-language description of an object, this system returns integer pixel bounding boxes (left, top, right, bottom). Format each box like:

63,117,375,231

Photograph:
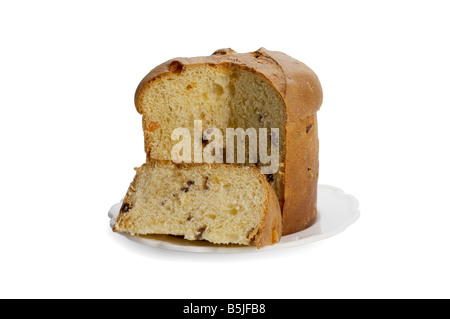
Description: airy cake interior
136,64,286,204
116,163,267,245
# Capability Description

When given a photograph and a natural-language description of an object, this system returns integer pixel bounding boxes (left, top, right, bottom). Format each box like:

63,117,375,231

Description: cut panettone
113,161,282,248
134,48,323,235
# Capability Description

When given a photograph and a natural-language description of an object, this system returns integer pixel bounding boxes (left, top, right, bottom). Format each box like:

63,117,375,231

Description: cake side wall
282,114,319,235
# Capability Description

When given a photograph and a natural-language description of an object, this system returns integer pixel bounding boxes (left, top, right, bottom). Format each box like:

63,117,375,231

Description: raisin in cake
134,48,323,235
113,161,282,248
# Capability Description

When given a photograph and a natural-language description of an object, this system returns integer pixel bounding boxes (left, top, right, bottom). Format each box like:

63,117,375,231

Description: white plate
108,184,360,253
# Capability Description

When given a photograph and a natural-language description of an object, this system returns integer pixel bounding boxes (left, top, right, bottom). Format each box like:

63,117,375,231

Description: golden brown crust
134,48,323,235
254,177,282,248
283,114,319,234
113,161,281,248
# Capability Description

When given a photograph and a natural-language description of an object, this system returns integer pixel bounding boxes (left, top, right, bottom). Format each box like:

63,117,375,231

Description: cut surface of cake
113,161,282,248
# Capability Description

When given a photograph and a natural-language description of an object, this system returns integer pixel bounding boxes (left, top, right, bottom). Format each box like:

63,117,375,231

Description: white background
1,1,449,299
